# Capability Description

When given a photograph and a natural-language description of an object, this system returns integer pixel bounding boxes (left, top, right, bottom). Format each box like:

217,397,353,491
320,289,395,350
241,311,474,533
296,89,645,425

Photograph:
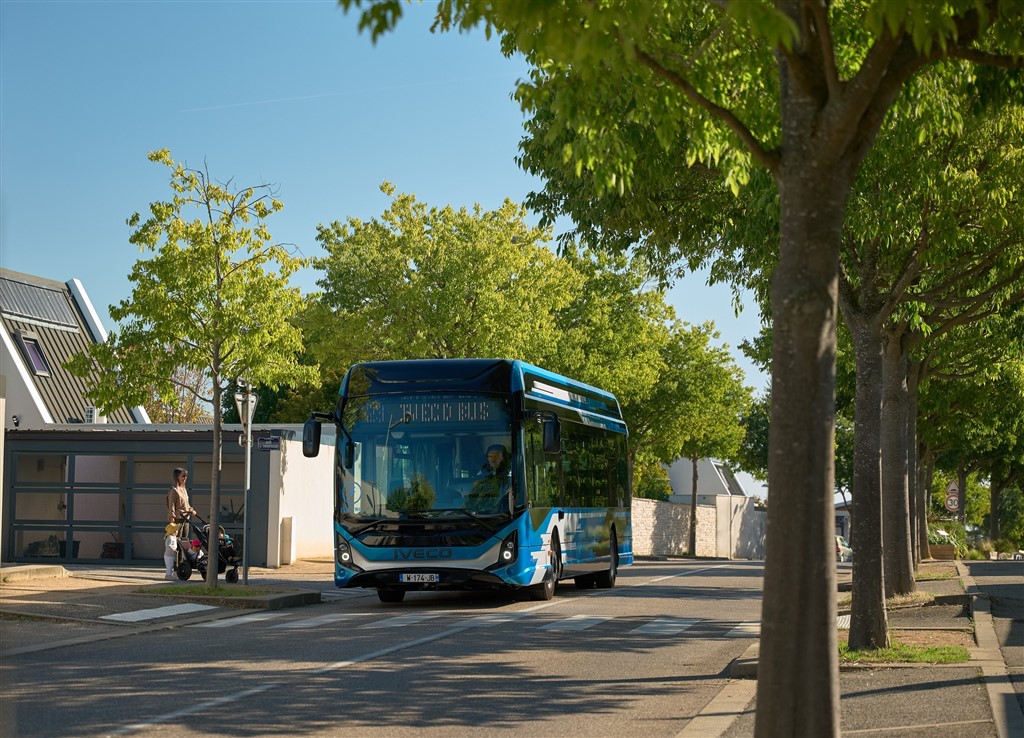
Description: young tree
66,150,317,587
339,3,1024,733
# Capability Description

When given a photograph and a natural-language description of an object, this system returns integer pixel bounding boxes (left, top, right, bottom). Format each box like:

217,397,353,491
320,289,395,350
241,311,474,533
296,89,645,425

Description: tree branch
634,47,780,174
806,0,840,99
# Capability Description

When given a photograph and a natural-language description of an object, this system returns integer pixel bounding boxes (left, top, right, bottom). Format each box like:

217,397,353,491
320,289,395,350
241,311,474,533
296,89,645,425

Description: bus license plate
400,573,439,583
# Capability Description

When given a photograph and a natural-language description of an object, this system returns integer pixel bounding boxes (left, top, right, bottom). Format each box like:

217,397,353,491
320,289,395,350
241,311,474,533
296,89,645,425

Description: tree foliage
313,183,579,364
66,150,316,586
338,3,1024,731
305,183,750,476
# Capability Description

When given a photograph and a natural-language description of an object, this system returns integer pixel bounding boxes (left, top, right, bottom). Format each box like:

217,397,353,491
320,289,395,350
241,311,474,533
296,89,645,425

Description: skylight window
15,331,51,377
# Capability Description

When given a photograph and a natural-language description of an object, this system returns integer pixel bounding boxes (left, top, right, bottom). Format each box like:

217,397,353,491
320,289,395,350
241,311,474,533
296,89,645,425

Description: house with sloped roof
0,268,149,429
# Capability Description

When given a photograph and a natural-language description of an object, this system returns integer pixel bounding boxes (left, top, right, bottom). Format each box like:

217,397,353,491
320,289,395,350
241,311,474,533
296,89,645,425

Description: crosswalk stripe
190,611,288,628
539,614,612,631
629,617,701,635
360,613,444,629
271,613,361,629
462,612,530,628
100,603,218,622
724,621,760,637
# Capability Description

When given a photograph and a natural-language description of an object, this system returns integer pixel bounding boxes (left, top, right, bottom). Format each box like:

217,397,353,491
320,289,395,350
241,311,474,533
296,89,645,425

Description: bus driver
466,444,510,512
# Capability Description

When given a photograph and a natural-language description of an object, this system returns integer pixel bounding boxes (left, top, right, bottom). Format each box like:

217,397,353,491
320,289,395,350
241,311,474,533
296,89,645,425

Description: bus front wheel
530,532,562,601
595,530,618,589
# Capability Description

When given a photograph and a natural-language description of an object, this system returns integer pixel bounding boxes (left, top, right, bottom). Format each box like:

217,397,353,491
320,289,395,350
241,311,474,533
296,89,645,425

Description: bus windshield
338,393,513,520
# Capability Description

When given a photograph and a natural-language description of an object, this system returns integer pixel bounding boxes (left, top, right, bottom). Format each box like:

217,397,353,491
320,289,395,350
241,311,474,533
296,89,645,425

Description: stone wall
631,496,765,559
632,497,717,557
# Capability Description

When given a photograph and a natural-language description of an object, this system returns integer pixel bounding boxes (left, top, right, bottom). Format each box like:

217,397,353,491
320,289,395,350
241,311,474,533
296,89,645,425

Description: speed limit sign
945,494,959,513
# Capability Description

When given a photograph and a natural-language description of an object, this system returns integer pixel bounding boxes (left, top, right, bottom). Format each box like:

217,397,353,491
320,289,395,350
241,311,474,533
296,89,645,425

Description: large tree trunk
881,329,915,597
756,166,843,737
990,479,1003,541
845,318,889,649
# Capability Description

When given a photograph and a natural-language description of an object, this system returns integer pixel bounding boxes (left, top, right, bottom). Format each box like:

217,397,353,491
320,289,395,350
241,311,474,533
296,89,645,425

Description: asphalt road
1,560,765,738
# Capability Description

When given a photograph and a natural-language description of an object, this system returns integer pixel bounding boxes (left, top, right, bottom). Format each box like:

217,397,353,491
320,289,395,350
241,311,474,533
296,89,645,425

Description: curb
0,564,69,583
958,561,1024,738
135,586,321,610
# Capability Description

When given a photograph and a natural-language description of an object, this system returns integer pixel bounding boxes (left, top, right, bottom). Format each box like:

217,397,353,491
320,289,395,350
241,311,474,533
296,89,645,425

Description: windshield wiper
350,518,395,536
418,508,497,532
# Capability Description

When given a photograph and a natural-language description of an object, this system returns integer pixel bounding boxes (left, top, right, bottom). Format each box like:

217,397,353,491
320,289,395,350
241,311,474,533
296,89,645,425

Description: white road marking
360,612,444,628
461,612,531,627
270,613,362,629
189,611,287,628
99,603,217,622
724,621,760,637
539,614,613,631
630,617,702,635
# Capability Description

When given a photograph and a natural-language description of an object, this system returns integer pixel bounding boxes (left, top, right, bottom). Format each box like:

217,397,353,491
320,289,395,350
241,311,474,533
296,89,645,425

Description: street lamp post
234,380,257,586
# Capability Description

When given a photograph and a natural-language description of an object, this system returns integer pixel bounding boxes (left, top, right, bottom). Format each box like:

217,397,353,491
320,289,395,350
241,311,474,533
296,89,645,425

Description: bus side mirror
543,417,561,454
303,416,322,458
344,440,355,470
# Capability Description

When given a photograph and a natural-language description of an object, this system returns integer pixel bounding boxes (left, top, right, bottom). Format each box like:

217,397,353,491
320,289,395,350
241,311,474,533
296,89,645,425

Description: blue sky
1,2,767,412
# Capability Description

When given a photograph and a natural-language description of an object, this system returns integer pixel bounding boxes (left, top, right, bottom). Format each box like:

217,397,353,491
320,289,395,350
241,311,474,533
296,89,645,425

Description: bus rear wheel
530,532,561,601
378,588,406,604
595,530,618,589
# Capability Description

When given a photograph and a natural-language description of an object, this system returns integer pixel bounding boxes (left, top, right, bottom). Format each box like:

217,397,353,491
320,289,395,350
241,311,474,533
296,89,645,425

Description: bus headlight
498,531,517,564
337,538,357,568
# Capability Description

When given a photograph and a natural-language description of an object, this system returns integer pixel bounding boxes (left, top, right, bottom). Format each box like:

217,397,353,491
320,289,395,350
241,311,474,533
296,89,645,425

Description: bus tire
378,588,406,604
595,530,618,589
529,532,561,601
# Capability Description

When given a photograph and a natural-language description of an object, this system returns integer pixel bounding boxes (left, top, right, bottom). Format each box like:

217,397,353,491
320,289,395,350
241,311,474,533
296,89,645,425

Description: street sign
944,479,959,513
257,436,280,451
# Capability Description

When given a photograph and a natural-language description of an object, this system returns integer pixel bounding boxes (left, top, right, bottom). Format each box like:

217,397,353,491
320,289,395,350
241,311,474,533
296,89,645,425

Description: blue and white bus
302,359,632,603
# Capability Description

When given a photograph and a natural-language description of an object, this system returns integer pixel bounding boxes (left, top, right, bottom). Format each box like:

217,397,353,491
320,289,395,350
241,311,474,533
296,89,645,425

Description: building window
15,331,51,377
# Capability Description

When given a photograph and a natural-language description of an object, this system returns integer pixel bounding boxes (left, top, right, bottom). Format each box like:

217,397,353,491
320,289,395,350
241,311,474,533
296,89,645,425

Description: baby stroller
173,513,242,583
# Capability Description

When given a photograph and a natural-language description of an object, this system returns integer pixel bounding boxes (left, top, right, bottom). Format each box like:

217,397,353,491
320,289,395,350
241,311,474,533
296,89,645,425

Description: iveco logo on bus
393,548,454,560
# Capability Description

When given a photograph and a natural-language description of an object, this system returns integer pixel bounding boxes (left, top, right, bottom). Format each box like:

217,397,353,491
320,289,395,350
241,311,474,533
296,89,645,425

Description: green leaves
312,186,578,365
66,151,317,416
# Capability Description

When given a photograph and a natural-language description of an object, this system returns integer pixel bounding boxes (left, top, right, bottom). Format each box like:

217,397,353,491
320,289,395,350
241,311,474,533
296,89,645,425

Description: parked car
835,535,853,562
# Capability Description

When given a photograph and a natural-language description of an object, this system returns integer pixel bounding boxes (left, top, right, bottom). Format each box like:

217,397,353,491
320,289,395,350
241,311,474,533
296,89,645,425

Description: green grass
139,585,279,597
839,642,969,664
915,569,959,582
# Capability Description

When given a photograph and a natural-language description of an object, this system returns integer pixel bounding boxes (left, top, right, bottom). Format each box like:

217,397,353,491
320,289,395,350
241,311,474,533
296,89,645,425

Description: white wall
265,438,335,567
665,458,731,502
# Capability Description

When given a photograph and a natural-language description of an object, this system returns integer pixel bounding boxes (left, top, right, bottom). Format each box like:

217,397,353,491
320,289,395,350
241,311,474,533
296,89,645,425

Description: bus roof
341,359,624,422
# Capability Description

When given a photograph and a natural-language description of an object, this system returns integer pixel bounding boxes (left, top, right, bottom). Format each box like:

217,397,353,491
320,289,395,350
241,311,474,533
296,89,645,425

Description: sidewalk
2,558,1021,737
705,560,1024,738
